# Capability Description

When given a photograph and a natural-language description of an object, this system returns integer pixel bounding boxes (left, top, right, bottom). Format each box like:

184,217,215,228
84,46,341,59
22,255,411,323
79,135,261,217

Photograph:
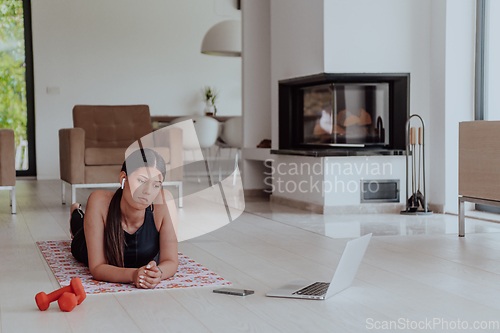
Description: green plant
0,0,26,148
203,86,219,105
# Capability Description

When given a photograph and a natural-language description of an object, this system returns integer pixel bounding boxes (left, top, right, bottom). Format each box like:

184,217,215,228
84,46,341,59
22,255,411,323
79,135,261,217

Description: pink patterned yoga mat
37,240,231,294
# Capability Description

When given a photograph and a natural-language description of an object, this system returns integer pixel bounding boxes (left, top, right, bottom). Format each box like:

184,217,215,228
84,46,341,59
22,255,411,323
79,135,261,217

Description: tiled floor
1,179,500,332
244,200,500,238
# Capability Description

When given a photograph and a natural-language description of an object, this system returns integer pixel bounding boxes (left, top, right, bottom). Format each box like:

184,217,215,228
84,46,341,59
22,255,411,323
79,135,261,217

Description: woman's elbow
89,265,104,281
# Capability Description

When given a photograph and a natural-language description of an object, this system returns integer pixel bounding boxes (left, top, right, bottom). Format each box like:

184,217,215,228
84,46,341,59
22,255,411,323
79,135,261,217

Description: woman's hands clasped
133,261,162,289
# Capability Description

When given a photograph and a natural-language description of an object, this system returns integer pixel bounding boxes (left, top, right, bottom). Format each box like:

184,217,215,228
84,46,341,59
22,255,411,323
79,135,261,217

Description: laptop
266,233,372,300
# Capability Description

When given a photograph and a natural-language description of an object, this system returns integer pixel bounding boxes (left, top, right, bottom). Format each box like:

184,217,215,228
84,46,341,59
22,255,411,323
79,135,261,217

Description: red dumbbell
58,291,86,312
35,277,86,311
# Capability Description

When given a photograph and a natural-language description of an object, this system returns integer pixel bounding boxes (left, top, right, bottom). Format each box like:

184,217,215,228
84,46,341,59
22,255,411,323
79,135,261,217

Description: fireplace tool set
401,114,432,215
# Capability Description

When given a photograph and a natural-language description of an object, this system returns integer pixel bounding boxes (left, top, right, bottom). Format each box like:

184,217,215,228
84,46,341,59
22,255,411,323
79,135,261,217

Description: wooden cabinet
459,121,500,202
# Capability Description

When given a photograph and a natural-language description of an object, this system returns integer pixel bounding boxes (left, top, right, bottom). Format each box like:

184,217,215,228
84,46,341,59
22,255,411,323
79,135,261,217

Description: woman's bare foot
69,202,81,239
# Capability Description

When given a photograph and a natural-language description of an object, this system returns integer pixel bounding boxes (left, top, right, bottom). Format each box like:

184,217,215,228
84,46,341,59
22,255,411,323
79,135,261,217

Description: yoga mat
37,240,231,294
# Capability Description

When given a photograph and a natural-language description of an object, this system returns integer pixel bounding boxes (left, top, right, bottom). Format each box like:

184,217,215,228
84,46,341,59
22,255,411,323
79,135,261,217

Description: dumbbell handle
46,284,74,300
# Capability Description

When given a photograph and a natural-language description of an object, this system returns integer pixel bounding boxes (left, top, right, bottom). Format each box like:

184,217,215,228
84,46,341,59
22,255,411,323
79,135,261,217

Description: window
0,0,35,175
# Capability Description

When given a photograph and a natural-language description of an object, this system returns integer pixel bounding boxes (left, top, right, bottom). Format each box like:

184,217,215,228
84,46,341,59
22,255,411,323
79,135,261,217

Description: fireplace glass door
302,83,389,146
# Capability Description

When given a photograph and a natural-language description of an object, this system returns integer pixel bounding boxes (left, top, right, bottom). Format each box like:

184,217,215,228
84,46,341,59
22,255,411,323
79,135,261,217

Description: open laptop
266,233,372,300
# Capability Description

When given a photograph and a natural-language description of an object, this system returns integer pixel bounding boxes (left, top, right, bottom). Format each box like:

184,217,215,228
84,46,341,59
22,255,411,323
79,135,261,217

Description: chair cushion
86,147,171,166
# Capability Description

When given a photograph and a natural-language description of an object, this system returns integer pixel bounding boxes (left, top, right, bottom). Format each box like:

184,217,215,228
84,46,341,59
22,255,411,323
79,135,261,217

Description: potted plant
203,86,219,116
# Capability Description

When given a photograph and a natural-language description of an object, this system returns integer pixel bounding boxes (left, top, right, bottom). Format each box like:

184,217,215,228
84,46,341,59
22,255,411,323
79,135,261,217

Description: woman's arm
84,191,141,284
141,190,179,288
156,189,179,279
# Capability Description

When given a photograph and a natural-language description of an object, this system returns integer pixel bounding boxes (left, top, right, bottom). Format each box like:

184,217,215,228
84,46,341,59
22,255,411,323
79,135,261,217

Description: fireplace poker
416,127,425,208
407,127,418,211
401,115,432,215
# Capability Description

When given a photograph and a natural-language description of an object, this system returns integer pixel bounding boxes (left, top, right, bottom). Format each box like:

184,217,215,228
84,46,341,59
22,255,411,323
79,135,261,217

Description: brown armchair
0,129,16,214
59,105,183,206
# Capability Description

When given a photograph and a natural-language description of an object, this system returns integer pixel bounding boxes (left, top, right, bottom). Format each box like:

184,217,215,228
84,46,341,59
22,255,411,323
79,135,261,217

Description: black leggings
70,208,89,266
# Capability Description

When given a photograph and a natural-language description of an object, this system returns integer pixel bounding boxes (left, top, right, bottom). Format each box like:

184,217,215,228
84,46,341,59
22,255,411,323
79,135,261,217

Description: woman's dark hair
104,148,167,267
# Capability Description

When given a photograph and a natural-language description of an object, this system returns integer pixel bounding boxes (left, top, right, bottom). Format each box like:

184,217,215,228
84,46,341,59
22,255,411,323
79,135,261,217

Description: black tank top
123,205,160,268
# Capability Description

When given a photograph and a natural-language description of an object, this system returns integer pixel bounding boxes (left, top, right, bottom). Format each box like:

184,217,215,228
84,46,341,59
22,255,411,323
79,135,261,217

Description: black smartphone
213,288,255,296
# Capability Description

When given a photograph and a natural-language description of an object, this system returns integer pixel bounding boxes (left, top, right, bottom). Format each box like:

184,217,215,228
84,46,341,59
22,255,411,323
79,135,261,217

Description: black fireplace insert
276,73,409,156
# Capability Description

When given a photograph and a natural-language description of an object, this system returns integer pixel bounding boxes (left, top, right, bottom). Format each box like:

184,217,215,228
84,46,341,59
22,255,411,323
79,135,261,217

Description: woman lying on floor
69,148,178,289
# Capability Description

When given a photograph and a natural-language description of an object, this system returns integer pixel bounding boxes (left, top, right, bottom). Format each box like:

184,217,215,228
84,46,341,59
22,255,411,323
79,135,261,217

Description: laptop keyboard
292,282,330,296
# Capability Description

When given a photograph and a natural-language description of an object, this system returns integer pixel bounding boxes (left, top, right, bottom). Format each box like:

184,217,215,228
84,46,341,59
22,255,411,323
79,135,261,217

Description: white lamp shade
201,20,241,57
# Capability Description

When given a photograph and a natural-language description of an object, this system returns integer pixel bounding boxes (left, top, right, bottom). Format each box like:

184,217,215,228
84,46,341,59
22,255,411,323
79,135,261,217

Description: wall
270,0,324,150
428,0,447,212
241,0,272,190
242,0,271,149
443,0,475,213
485,0,500,120
267,0,324,200
323,0,431,131
31,0,241,179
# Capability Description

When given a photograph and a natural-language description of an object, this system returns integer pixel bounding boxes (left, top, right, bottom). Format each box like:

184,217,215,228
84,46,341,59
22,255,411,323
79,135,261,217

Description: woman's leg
70,203,89,266
70,202,83,239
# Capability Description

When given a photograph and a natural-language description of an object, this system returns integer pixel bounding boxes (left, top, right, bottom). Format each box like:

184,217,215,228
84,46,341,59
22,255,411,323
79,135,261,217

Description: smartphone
213,288,255,296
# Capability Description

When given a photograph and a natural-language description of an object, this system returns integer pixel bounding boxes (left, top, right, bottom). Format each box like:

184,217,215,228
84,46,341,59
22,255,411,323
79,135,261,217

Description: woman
70,148,179,289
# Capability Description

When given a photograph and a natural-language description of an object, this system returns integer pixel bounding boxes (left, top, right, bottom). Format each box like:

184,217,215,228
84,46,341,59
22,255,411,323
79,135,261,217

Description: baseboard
270,195,406,215
270,195,325,214
427,203,444,214
244,189,271,199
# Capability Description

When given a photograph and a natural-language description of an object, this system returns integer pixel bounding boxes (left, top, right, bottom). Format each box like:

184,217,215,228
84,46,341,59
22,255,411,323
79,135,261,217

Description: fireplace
276,73,409,156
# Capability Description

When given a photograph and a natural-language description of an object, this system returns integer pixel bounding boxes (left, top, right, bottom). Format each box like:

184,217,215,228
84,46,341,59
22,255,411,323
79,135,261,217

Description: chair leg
204,148,214,187
459,197,465,237
178,183,183,208
71,185,76,205
216,146,222,183
10,187,16,214
193,150,201,183
62,181,66,204
233,151,239,186
226,147,232,181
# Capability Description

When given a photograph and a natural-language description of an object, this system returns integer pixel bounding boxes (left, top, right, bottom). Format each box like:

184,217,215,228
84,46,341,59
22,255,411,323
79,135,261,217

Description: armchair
59,105,183,206
0,129,16,214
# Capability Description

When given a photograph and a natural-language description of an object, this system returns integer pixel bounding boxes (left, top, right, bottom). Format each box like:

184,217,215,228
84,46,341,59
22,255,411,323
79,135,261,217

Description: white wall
267,0,324,200
428,0,447,211
242,0,271,149
428,0,475,214
31,0,241,179
485,0,500,120
323,0,432,127
241,0,272,190
270,0,324,150
443,0,475,213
